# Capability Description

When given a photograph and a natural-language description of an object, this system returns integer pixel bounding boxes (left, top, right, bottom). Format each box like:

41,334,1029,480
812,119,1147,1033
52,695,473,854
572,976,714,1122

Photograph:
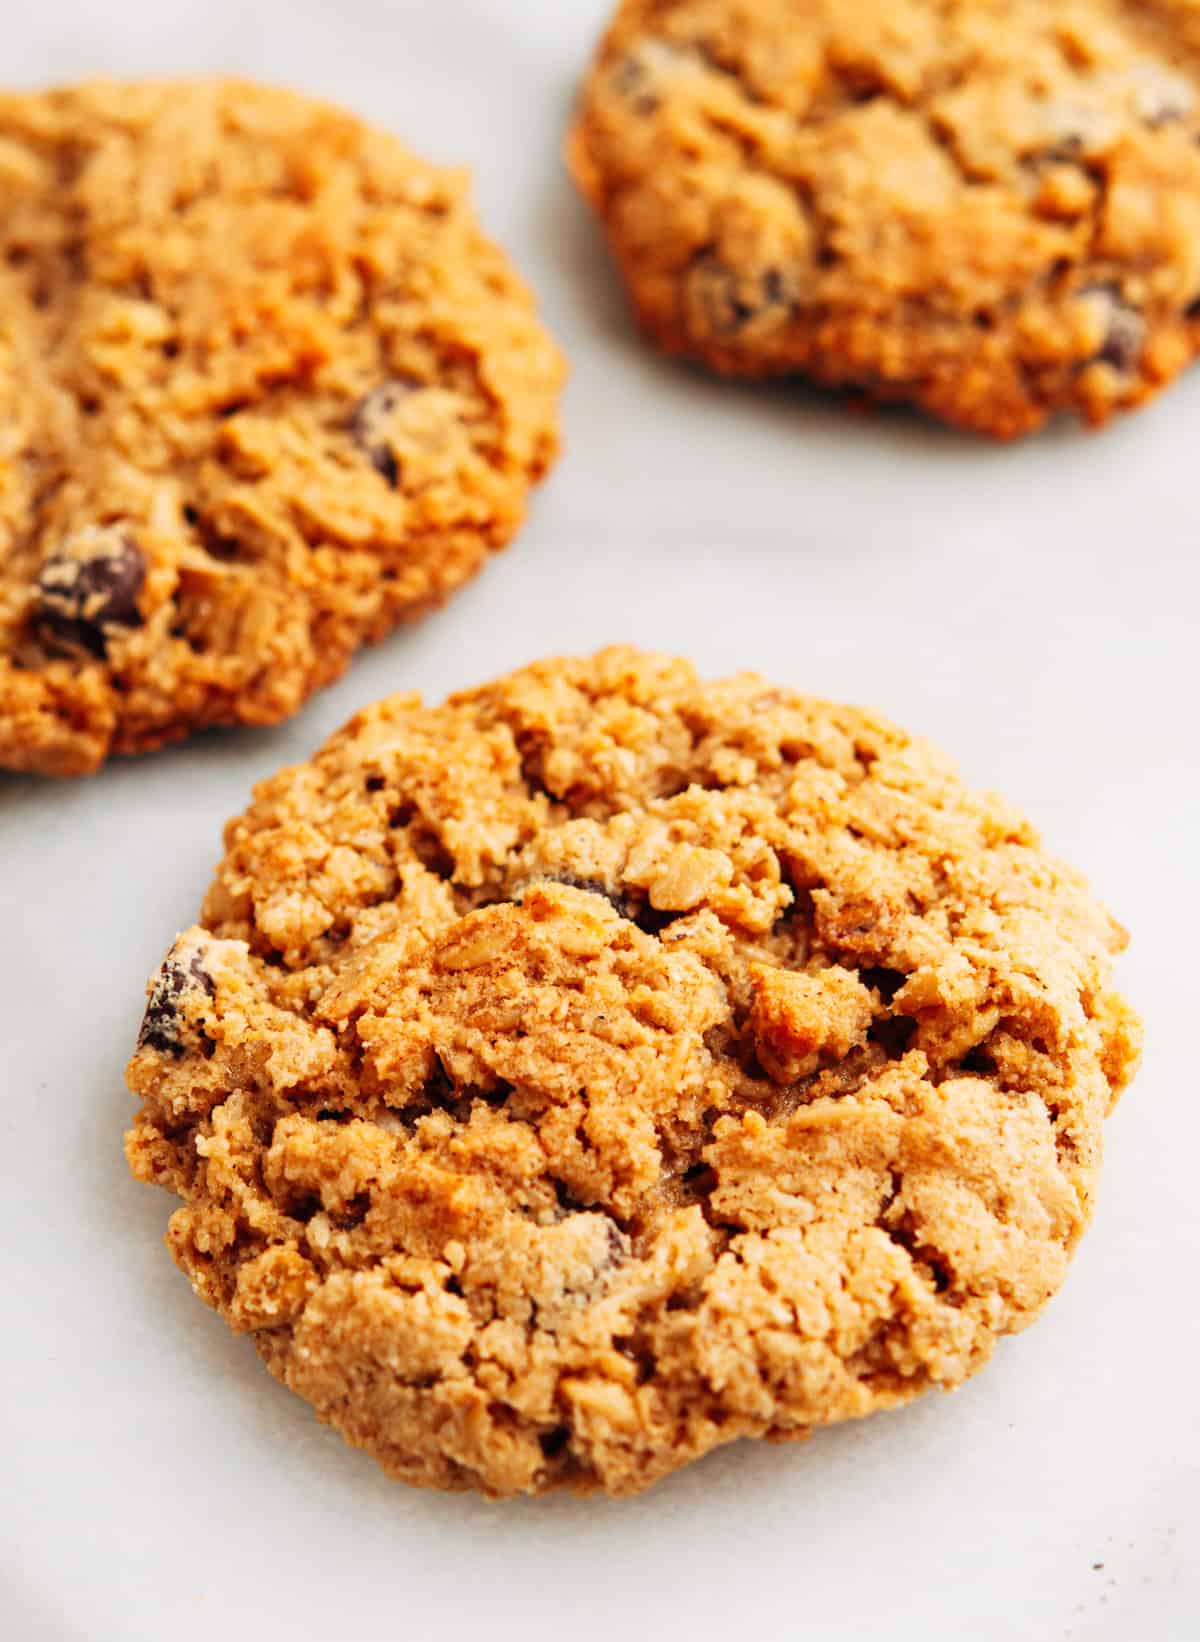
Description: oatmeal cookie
126,648,1141,1497
0,78,563,776
568,0,1200,436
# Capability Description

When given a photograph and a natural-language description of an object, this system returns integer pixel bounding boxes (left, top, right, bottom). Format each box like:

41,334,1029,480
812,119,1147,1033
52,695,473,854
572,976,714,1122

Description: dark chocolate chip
562,1216,632,1299
537,873,642,923
632,903,685,937
1037,134,1085,164
685,252,790,338
138,947,216,1055
533,874,682,937
1134,73,1194,128
688,255,754,335
538,1426,570,1459
1082,286,1145,372
1098,306,1144,371
33,529,146,658
350,380,419,486
1144,104,1186,129
1034,103,1115,163
611,39,685,114
612,53,657,113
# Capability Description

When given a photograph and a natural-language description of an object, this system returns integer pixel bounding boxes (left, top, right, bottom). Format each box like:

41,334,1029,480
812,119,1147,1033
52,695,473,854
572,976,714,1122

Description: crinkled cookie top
126,648,1140,1497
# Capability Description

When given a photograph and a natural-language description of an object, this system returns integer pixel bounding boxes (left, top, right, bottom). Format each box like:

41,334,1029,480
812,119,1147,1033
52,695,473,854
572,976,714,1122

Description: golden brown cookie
568,0,1200,436
125,649,1141,1498
0,79,563,776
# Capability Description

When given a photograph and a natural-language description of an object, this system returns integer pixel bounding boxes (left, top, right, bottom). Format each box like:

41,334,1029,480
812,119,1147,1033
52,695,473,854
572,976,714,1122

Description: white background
1,3,1197,1639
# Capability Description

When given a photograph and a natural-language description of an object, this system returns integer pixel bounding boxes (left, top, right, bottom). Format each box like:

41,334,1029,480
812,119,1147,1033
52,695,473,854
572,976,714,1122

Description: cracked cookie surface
568,0,1200,436
125,648,1141,1497
0,78,563,776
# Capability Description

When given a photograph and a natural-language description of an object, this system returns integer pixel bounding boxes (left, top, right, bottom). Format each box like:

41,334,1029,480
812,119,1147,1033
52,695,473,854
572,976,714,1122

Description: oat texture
568,0,1200,436
125,649,1141,1498
0,79,563,777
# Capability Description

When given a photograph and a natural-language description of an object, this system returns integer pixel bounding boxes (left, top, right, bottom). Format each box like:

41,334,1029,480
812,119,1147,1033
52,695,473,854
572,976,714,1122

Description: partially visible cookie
568,0,1200,436
0,79,563,776
126,648,1141,1498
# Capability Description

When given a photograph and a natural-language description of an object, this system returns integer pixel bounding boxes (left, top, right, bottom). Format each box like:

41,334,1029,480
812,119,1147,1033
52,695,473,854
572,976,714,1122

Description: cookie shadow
0,718,292,821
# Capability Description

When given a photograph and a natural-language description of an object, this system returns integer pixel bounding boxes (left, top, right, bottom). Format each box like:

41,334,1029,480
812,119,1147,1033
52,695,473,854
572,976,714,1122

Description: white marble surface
2,4,1198,1639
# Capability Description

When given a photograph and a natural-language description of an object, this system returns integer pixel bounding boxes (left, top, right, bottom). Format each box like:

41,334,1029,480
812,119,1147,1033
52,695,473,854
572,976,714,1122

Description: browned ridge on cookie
125,649,1141,1498
0,78,564,776
568,0,1200,436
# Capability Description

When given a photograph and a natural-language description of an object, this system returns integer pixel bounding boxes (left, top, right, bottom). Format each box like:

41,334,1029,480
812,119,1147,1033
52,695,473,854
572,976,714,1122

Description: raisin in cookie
568,0,1200,437
0,79,563,777
125,649,1141,1498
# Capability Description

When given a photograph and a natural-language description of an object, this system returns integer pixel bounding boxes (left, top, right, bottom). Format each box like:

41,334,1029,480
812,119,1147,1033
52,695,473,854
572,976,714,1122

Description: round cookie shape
568,0,1200,436
125,649,1141,1498
0,79,563,776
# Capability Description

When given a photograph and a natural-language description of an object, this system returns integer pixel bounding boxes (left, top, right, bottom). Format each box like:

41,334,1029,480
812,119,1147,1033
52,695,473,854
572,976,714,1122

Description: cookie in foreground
125,648,1141,1497
568,0,1200,437
0,78,563,777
